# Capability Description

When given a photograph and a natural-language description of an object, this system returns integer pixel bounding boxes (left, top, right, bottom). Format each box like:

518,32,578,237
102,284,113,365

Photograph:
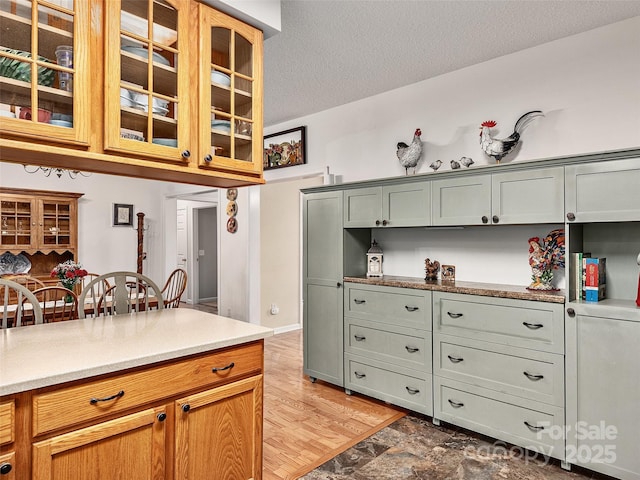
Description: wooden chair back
27,286,78,323
1,278,43,328
161,268,187,308
79,271,164,319
2,274,46,292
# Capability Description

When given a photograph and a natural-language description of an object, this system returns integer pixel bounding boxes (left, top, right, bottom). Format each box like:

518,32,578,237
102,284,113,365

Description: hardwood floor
262,330,405,480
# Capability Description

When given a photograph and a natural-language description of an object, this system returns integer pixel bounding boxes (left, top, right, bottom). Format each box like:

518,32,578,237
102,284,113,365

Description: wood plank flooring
262,329,405,480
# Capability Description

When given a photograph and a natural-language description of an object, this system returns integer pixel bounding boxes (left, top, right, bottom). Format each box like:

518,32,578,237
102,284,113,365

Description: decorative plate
226,188,238,201
0,252,32,275
226,217,238,234
226,200,237,217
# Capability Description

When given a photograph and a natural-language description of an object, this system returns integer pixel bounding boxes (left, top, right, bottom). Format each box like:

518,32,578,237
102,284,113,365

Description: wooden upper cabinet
0,0,90,145
197,5,263,175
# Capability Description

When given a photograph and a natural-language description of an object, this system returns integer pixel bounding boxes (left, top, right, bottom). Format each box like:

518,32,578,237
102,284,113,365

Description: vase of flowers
51,260,88,302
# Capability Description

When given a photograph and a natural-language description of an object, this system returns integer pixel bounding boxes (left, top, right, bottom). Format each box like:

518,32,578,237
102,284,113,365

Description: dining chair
27,286,79,323
79,271,164,319
2,274,46,291
161,268,187,308
1,278,43,328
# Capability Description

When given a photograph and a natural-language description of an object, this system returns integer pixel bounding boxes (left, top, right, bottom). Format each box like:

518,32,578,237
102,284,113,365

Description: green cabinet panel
432,175,491,225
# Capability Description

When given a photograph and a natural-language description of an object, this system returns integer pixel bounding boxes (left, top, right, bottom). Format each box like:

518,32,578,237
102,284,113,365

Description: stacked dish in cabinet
343,283,433,415
432,291,566,461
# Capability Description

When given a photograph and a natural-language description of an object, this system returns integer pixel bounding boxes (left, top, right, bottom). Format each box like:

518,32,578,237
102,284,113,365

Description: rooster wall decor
396,128,423,175
479,110,543,163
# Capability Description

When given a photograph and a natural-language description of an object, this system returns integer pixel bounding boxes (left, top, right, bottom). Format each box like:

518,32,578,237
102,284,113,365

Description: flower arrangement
527,228,565,290
51,260,88,291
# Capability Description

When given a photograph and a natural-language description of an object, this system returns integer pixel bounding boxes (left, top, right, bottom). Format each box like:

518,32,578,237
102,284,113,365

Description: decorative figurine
442,265,455,282
450,159,460,170
424,258,440,281
429,160,442,171
527,228,565,291
396,128,423,175
367,240,383,277
459,156,474,168
479,110,543,163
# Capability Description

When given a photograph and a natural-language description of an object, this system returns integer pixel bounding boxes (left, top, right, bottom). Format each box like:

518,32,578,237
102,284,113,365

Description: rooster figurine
479,110,542,163
397,128,423,175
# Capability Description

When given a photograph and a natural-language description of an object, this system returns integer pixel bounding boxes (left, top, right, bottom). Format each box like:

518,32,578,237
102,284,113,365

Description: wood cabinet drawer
434,292,564,353
345,319,432,372
345,354,432,415
434,377,565,460
434,335,564,407
32,341,263,436
345,283,431,330
0,452,15,480
0,400,14,446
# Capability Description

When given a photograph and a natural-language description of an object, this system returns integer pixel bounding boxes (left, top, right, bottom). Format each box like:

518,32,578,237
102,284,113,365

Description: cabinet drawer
434,378,565,460
434,292,564,353
345,319,431,372
345,283,431,330
0,400,14,446
32,341,263,436
345,354,432,415
0,452,15,480
434,335,564,407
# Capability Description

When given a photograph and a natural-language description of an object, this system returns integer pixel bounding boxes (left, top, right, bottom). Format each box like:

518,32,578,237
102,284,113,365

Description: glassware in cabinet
0,198,36,250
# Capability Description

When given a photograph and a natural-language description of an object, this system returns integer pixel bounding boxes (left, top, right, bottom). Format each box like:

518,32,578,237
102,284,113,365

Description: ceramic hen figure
479,110,542,163
397,128,423,175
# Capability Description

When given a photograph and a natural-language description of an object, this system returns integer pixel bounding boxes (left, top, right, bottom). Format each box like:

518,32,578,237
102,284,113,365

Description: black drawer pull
405,346,420,353
406,386,420,395
448,399,464,408
354,299,366,304
354,371,366,379
0,463,12,475
447,355,464,363
522,322,544,330
447,312,463,318
524,421,545,432
523,371,544,381
90,390,124,405
212,362,235,373
405,306,419,312
354,334,366,341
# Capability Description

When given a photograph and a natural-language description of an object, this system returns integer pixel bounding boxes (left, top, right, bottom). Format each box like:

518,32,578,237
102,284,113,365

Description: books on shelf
569,252,589,301
584,257,607,302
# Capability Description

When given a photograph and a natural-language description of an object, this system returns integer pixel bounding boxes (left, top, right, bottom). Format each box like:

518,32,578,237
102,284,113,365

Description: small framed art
263,126,307,170
113,203,134,226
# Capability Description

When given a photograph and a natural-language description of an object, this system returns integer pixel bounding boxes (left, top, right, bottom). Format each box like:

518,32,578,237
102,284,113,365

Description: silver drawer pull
405,346,420,353
522,321,544,330
447,355,464,363
405,306,419,312
523,371,544,381
448,399,464,408
354,371,366,379
405,386,420,395
354,299,366,304
354,334,366,342
447,312,463,318
524,421,545,432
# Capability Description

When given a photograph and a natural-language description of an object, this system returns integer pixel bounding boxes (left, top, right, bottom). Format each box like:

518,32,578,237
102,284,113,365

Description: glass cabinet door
199,6,263,175
104,0,190,161
39,198,73,251
0,0,89,144
0,197,36,250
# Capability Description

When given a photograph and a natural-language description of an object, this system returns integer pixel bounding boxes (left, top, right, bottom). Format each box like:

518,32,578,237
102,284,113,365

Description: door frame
191,204,219,304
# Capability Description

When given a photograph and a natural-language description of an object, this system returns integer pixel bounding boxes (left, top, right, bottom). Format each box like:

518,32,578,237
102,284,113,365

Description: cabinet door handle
523,371,544,381
567,212,576,221
181,149,191,159
524,421,545,432
447,355,464,363
204,154,212,163
375,220,381,226
382,219,388,226
157,412,167,422
90,390,124,405
566,308,575,317
448,399,464,408
405,306,419,312
405,386,420,395
337,282,342,288
354,299,366,304
212,362,235,372
354,334,366,342
0,463,13,475
481,216,489,224
405,346,419,353
447,312,463,318
522,322,543,330
182,403,191,413
354,371,366,379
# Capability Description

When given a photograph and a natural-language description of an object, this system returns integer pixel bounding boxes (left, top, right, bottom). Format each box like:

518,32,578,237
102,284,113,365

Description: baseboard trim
273,324,302,335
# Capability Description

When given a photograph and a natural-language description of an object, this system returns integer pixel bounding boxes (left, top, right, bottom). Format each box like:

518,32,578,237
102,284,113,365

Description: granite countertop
344,275,565,304
0,308,273,396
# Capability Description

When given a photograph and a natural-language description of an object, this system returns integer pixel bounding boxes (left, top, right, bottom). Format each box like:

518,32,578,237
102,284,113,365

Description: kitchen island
0,308,273,479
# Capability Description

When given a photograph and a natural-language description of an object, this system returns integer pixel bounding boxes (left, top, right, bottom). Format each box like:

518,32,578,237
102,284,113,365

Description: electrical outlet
270,303,279,315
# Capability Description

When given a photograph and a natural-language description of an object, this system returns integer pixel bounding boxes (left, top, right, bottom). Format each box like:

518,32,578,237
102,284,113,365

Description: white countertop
0,308,273,396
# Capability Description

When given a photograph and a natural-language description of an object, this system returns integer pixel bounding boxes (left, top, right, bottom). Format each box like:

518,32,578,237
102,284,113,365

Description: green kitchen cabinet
343,182,431,228
303,191,344,386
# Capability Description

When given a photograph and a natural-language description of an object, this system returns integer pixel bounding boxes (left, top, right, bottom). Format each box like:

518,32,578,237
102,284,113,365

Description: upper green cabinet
565,158,640,223
432,175,491,226
343,182,431,228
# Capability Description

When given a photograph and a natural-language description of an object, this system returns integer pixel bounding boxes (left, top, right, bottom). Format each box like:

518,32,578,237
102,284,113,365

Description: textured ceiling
263,1,640,127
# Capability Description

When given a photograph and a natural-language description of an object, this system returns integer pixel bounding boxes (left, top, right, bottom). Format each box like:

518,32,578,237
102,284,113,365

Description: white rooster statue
479,110,542,163
396,128,423,175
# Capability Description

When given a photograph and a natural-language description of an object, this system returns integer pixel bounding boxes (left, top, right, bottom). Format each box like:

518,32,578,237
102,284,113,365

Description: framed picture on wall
263,126,307,170
113,203,134,226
